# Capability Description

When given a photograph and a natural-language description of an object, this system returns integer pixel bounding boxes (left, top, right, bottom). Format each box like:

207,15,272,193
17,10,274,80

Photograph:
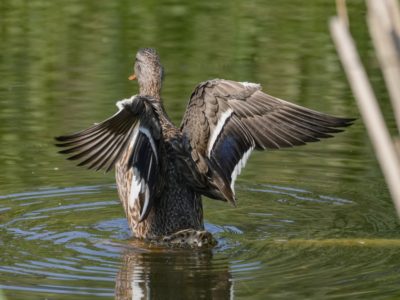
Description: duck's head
129,48,164,99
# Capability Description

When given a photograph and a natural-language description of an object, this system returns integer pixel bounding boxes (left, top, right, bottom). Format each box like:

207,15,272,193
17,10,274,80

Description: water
1,0,399,299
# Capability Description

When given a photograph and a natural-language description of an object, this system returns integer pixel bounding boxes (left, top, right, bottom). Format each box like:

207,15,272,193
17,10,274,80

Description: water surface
1,0,399,299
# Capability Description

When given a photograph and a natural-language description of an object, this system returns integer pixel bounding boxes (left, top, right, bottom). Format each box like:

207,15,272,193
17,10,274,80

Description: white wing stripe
129,168,151,220
129,122,140,151
139,127,159,163
128,123,141,210
207,108,233,156
139,185,150,221
230,146,254,193
240,82,261,89
129,170,141,209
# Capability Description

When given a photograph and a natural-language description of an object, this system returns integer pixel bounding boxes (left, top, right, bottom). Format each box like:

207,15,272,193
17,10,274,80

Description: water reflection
115,243,232,300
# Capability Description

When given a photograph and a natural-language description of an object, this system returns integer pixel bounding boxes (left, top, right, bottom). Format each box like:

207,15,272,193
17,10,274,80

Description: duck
55,48,353,247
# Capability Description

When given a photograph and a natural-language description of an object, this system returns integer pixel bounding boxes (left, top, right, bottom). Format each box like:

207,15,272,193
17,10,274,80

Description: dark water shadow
115,241,232,300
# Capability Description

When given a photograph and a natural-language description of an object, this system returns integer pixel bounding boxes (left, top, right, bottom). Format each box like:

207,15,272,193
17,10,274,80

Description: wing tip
54,135,69,142
342,117,356,127
330,116,356,128
58,148,73,154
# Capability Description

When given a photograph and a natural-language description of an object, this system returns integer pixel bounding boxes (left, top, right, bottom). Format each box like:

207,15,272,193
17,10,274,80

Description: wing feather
55,95,163,222
180,79,354,202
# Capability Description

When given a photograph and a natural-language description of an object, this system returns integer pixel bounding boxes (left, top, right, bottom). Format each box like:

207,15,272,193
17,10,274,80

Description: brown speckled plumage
116,116,204,238
55,48,354,246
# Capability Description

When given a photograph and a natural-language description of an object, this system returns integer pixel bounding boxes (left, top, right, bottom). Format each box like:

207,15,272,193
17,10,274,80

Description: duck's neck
139,80,162,100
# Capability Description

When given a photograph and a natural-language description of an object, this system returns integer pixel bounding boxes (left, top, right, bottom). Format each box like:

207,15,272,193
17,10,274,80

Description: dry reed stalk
330,15,400,218
368,0,400,133
336,0,349,27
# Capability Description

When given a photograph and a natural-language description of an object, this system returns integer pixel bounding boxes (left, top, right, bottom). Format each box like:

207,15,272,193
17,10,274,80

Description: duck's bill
128,74,137,80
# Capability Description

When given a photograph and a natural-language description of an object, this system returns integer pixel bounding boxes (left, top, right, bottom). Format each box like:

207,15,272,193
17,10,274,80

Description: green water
0,0,399,299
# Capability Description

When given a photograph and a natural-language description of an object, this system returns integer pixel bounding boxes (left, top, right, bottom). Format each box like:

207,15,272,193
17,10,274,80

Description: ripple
248,183,354,205
0,185,107,201
0,184,399,299
0,185,122,297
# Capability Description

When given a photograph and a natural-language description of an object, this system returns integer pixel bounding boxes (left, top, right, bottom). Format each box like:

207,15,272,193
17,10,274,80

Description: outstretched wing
181,79,354,203
55,95,163,222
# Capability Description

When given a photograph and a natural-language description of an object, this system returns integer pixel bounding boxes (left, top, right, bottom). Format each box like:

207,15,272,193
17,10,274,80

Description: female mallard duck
56,48,353,247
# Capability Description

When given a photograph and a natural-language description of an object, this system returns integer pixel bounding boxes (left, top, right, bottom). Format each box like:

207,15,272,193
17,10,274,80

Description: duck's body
56,48,353,246
115,105,204,239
